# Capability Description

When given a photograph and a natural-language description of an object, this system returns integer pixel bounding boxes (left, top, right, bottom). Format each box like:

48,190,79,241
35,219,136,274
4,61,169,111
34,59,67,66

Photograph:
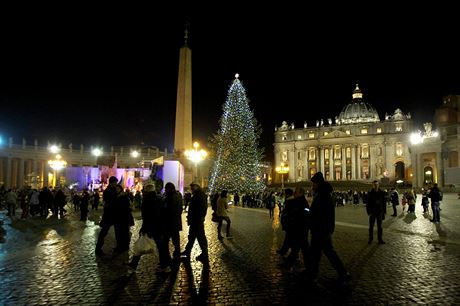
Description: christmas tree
208,74,265,194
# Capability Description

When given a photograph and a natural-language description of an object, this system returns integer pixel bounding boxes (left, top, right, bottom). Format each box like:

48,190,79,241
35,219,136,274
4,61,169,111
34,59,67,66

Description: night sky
1,8,459,162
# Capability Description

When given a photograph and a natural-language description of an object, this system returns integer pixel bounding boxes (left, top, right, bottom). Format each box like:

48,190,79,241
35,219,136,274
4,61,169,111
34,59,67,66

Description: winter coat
141,191,166,236
187,188,208,225
310,182,335,236
164,190,183,232
367,188,387,216
216,196,229,217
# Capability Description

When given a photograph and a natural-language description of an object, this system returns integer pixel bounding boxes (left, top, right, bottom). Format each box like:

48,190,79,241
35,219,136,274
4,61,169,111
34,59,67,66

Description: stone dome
337,84,380,125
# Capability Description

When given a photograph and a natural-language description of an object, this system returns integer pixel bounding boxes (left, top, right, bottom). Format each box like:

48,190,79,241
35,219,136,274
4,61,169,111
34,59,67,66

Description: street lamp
48,154,67,187
275,162,289,189
185,141,207,183
92,147,103,157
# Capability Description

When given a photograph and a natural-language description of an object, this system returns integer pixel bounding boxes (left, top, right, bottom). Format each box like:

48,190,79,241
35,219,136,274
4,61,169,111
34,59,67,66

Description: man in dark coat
130,181,170,272
367,180,387,244
181,182,209,264
95,176,118,255
304,172,350,282
164,182,183,259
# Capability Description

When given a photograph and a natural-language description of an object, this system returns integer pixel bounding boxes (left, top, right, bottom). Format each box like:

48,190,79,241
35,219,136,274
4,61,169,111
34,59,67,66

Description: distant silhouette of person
80,188,90,221
390,187,399,216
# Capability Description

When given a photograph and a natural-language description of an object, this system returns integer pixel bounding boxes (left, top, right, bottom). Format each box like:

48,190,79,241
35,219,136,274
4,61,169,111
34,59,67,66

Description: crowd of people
0,174,445,283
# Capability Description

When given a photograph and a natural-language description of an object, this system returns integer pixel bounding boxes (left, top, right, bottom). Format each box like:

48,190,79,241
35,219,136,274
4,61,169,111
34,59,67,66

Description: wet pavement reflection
0,193,459,304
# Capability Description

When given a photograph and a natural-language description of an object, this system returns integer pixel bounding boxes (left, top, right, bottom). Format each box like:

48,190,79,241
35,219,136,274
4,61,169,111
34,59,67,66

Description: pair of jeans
369,214,384,242
432,201,441,222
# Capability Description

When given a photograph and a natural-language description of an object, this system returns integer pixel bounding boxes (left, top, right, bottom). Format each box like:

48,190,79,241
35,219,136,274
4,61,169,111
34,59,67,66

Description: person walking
406,188,416,214
112,184,135,253
421,189,430,213
277,188,294,256
130,181,170,273
279,186,310,269
6,189,17,218
216,190,232,240
164,182,183,260
390,187,399,216
304,172,350,283
267,192,276,219
367,180,386,244
181,182,209,264
428,183,442,223
80,188,90,221
95,176,118,256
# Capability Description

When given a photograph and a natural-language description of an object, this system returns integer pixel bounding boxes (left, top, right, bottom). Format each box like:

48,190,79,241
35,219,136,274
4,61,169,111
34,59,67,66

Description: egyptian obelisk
174,25,192,155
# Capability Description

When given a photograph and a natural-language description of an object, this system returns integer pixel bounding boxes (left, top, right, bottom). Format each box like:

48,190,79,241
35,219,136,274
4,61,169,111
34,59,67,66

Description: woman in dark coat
113,184,135,253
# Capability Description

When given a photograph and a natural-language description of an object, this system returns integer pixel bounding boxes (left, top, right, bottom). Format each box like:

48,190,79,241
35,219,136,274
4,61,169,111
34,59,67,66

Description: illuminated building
274,84,415,185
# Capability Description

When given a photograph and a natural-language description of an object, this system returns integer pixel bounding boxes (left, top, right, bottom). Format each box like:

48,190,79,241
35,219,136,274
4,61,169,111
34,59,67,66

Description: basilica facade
273,84,414,185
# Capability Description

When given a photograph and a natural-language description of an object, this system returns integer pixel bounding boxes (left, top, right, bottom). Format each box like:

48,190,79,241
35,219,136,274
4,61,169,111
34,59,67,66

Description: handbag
133,234,155,256
211,211,221,223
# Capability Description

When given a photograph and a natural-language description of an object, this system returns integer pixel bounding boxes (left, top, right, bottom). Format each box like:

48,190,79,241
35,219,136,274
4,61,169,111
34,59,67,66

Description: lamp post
185,142,207,183
275,162,289,189
48,154,67,187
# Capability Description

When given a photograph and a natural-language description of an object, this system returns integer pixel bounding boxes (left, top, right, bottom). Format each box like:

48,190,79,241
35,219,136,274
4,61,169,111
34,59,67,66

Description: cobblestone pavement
1,193,460,305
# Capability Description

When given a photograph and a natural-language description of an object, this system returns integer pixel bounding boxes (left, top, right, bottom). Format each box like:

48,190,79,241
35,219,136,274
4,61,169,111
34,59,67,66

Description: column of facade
33,159,38,177
0,158,3,185
43,161,49,187
351,145,356,179
11,159,18,188
301,148,306,181
342,146,346,180
305,148,310,179
18,158,25,188
32,159,38,188
6,157,11,189
367,143,377,180
436,151,444,187
317,146,322,174
412,152,418,188
357,146,361,180
382,140,387,177
329,146,333,179
288,149,295,182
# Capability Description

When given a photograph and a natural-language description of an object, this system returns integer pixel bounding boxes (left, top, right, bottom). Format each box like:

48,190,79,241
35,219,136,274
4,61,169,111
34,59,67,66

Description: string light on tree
208,74,265,194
